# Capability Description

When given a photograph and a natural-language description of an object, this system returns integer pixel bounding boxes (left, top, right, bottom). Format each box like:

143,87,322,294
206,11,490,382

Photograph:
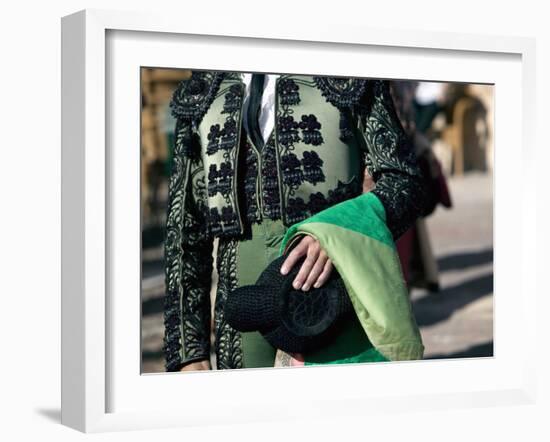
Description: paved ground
411,171,493,359
141,171,494,373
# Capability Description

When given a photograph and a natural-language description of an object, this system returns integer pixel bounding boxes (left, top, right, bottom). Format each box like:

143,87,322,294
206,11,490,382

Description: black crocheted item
224,254,354,353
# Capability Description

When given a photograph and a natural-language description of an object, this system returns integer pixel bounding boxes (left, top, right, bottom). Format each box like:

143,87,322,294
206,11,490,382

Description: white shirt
415,81,444,105
242,73,279,145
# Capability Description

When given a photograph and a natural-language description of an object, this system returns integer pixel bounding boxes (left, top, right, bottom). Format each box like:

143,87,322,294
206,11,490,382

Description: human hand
179,359,211,372
363,169,376,193
280,235,333,291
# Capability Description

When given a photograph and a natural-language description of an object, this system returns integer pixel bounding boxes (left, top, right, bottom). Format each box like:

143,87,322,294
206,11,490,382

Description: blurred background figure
388,80,452,294
141,69,494,372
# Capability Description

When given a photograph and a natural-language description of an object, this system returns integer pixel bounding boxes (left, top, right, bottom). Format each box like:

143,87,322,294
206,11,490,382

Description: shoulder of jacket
169,71,225,123
313,76,369,108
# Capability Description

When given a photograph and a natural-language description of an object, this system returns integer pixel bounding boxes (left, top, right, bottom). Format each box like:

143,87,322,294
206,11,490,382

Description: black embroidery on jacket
278,78,301,105
313,76,368,109
276,77,331,224
207,162,233,199
301,151,325,185
206,124,222,155
214,238,244,369
279,150,326,188
281,152,303,187
313,76,368,142
207,206,241,237
242,139,260,223
299,114,324,145
356,80,429,239
163,119,213,371
277,115,301,149
242,135,326,226
206,84,243,157
170,71,224,123
203,80,246,238
284,178,361,225
261,134,283,221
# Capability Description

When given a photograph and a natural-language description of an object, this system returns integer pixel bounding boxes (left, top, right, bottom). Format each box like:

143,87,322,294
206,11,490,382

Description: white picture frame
61,8,537,433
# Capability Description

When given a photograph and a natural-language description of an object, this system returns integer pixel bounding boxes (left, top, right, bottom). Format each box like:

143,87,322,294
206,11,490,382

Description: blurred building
141,68,191,230
416,81,493,177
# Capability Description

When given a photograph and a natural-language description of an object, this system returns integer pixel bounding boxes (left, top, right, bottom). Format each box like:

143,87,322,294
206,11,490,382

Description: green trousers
235,219,286,368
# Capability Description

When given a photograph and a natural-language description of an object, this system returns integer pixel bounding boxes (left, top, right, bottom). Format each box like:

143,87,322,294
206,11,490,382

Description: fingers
279,235,334,292
302,251,328,291
280,235,312,275
292,245,320,290
313,259,333,289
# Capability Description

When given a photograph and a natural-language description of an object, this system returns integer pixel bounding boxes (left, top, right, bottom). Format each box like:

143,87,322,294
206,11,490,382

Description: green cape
279,192,424,365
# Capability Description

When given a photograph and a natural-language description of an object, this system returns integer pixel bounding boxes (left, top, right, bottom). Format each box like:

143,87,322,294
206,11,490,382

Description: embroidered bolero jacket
162,71,430,371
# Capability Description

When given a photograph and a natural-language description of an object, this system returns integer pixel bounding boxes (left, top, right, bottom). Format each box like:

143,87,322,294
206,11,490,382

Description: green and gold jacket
162,71,430,371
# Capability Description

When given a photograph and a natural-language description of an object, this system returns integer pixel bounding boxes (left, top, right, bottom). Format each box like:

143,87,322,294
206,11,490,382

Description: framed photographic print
61,8,537,433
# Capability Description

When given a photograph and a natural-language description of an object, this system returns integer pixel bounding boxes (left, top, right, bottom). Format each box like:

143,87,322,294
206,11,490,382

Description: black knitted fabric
224,254,354,353
223,284,281,333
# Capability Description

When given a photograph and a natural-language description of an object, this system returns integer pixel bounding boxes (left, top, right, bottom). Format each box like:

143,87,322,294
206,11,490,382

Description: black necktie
246,73,266,150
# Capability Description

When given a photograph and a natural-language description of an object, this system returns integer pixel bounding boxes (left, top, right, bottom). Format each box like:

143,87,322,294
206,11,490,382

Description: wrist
179,358,211,371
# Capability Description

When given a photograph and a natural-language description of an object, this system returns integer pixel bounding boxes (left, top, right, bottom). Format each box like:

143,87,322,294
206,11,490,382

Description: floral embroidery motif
278,78,301,105
279,150,325,188
206,124,222,155
222,84,243,113
281,152,304,187
277,115,301,148
207,207,222,236
170,71,224,123
207,162,233,198
285,178,361,225
301,151,324,185
207,206,240,237
222,206,238,227
298,114,324,145
285,197,308,225
277,114,324,148
219,119,238,151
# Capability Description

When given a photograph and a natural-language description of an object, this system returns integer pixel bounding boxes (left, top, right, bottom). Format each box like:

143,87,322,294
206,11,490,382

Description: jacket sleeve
356,80,430,240
162,116,214,372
